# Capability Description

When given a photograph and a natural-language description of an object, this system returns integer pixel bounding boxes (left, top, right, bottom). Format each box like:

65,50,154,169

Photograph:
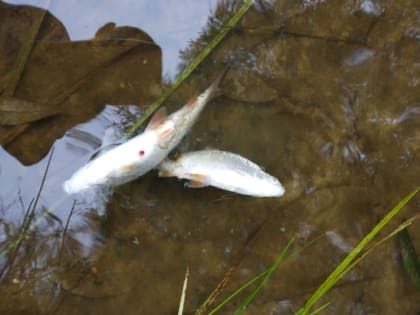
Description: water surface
0,0,419,314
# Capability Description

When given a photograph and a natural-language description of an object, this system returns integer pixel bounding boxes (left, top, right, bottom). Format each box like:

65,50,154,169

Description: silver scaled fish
63,68,230,194
158,150,285,197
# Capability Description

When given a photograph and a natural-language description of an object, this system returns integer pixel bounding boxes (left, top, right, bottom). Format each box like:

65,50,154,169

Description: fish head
112,129,168,177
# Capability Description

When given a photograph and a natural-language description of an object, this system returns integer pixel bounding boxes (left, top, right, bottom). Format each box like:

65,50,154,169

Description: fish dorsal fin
146,107,167,131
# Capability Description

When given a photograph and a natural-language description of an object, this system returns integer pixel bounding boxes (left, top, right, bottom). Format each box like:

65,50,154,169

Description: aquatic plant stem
297,186,420,315
124,0,254,137
58,200,76,262
308,302,331,315
207,270,268,315
398,226,420,288
0,147,54,277
201,234,322,315
0,193,72,275
233,238,294,315
339,214,420,288
205,239,294,315
196,220,266,315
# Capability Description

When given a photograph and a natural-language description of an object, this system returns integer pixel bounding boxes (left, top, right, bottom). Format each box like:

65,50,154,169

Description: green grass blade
233,238,295,315
339,214,420,279
297,186,420,315
308,302,331,315
124,0,254,137
205,235,322,315
206,270,268,315
178,267,190,315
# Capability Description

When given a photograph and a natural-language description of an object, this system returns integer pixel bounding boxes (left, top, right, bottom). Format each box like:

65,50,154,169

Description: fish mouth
266,182,285,197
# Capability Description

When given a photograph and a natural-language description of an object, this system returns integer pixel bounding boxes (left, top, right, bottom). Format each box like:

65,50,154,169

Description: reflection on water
4,0,220,76
1,0,420,314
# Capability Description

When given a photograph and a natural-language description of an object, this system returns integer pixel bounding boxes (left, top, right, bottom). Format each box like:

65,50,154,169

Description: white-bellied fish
63,67,230,194
157,150,285,197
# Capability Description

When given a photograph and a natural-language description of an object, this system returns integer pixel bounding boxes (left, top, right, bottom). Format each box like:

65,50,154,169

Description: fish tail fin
207,63,232,98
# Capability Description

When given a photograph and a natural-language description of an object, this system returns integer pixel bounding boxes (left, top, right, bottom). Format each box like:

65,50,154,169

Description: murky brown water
1,0,419,314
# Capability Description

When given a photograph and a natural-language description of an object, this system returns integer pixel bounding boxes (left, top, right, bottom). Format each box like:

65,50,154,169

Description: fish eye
139,150,145,156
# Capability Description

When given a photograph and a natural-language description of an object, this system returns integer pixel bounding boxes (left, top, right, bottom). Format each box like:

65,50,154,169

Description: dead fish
158,150,285,197
63,67,230,194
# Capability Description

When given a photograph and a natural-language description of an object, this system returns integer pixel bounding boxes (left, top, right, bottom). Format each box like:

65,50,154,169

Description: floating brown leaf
0,96,61,125
0,2,162,165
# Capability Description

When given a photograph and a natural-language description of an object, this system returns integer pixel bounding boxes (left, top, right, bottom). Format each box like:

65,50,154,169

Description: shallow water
1,0,420,314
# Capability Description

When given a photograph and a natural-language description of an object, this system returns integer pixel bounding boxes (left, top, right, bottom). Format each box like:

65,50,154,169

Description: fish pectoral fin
184,173,208,188
158,170,174,177
157,126,174,139
146,107,168,131
118,163,137,174
184,180,208,188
